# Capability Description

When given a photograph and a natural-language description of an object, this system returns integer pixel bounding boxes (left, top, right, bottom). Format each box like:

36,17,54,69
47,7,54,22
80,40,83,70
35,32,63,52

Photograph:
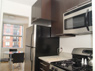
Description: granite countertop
39,52,72,63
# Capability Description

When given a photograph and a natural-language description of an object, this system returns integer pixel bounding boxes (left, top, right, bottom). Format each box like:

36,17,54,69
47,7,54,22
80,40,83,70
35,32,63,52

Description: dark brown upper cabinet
32,0,51,25
51,0,91,37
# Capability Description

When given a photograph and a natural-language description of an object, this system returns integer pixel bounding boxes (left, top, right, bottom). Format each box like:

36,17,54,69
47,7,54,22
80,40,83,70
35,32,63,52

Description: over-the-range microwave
63,2,92,35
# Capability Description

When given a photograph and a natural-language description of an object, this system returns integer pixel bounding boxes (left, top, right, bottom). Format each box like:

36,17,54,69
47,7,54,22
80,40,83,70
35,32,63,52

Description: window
3,24,23,48
6,36,10,39
6,28,10,33
13,29,19,35
13,37,19,47
5,42,10,46
14,25,20,28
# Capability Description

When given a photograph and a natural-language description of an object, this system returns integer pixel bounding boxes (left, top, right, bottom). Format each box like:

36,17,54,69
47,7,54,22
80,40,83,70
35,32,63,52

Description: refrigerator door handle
30,48,32,61
32,25,34,35
30,50,33,71
30,47,34,61
32,25,37,48
26,45,34,48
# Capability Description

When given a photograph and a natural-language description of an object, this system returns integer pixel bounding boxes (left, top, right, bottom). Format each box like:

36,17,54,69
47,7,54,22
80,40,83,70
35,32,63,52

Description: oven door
50,65,66,71
63,8,92,35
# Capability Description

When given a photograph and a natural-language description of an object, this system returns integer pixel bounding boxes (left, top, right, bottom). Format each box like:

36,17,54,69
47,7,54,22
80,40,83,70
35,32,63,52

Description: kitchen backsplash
60,34,92,53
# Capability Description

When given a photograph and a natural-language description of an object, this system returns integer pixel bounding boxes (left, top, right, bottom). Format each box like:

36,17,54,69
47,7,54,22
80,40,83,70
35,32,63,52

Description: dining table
4,51,23,54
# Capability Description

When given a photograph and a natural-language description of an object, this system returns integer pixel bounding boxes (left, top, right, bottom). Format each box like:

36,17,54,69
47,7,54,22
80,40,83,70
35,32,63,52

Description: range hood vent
32,0,51,24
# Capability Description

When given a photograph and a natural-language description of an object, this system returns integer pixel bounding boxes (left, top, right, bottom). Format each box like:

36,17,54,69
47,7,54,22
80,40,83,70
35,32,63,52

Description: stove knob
61,63,66,66
51,67,55,71
55,68,58,71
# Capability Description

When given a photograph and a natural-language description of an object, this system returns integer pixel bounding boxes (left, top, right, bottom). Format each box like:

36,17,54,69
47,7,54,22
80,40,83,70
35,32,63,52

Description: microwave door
73,14,86,29
64,13,89,34
63,2,92,35
72,10,92,32
65,14,86,30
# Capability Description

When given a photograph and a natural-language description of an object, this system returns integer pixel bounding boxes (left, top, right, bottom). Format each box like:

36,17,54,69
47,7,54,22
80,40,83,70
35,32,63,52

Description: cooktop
51,59,92,71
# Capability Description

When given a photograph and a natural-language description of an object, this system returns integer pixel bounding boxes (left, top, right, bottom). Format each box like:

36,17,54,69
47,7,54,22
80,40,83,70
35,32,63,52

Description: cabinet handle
40,68,45,71
40,62,47,67
85,9,89,31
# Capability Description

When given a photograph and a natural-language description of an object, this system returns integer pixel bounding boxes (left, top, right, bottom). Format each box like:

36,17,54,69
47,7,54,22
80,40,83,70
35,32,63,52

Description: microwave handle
85,9,89,31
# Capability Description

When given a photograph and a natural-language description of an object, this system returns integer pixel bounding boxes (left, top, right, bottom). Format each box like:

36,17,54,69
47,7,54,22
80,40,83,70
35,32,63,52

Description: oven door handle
85,9,89,31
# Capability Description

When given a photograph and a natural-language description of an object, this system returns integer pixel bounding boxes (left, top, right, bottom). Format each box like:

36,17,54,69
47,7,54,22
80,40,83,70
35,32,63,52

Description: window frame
2,24,23,48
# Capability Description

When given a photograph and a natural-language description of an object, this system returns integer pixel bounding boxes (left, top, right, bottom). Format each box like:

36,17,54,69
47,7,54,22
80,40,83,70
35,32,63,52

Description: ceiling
8,0,37,6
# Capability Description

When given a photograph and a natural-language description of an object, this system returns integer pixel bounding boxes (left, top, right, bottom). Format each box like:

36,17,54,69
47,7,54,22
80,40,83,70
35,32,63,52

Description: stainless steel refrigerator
25,25,59,71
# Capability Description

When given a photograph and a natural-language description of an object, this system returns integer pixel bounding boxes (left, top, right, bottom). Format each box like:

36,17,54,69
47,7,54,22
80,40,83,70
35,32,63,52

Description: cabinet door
32,0,51,22
39,59,50,71
51,0,91,37
41,0,51,20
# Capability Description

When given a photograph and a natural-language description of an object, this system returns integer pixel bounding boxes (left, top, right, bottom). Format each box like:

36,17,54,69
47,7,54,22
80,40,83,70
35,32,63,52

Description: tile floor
0,62,24,71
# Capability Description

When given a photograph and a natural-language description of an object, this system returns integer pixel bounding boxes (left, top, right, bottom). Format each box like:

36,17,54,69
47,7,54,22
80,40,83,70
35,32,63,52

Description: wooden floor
0,62,24,71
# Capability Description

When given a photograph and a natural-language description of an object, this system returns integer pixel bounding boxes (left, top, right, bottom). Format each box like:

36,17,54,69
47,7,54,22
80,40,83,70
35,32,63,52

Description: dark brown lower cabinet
38,59,50,71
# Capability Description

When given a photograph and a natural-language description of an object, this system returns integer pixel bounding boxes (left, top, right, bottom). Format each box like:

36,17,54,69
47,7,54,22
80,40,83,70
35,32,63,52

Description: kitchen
0,0,95,71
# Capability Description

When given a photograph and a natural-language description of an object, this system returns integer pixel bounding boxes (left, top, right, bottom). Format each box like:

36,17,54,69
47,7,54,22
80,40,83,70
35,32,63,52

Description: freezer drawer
25,47,35,71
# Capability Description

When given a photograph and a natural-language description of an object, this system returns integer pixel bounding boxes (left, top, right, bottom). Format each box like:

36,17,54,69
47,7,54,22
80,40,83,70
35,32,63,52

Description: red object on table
9,52,12,54
18,51,21,53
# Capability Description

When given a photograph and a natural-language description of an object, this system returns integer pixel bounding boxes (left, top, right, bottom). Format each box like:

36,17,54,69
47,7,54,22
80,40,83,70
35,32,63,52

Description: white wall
2,0,31,26
60,34,92,53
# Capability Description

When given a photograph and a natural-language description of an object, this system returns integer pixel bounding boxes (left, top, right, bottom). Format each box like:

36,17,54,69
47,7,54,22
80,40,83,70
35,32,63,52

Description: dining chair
9,49,17,52
11,53,24,71
9,49,17,58
8,49,17,71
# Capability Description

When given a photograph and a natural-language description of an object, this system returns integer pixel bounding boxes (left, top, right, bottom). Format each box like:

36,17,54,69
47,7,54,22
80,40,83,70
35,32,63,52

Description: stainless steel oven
63,2,92,35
